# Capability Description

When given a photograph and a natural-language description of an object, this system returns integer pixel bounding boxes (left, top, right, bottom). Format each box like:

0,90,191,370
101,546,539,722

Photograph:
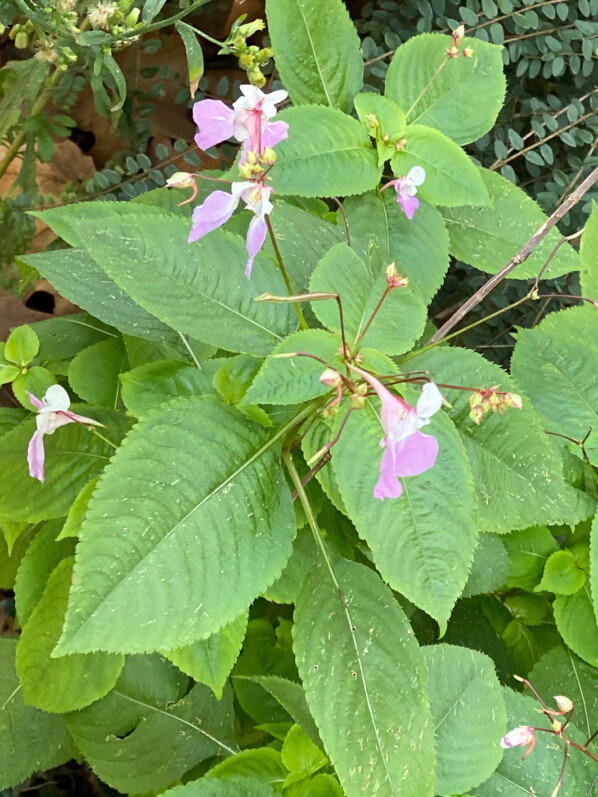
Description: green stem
89,427,117,449
0,66,66,182
400,293,531,364
177,332,202,370
265,216,309,330
119,0,212,38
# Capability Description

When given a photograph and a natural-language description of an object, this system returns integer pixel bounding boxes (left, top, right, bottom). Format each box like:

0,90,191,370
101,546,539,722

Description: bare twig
427,166,598,344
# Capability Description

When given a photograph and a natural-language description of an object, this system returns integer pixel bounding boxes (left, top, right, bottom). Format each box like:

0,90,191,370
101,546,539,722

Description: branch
427,165,598,345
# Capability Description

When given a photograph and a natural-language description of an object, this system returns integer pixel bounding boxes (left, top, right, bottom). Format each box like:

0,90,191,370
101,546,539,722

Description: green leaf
165,611,248,699
16,558,124,713
121,360,210,416
0,526,37,590
347,190,449,304
0,516,26,555
142,0,167,23
175,21,204,95
0,638,69,790
424,644,507,795
282,724,327,775
103,53,127,111
66,655,237,794
511,307,598,466
0,407,26,436
267,202,344,293
17,248,179,343
386,34,506,145
501,526,557,590
57,477,99,540
162,779,278,796
61,205,296,356
294,559,435,795
263,527,319,605
309,243,426,354
354,93,407,141
236,674,321,749
474,689,595,795
535,549,586,595
245,329,342,406
580,201,598,298
553,587,598,666
55,396,297,654
409,347,595,532
285,774,343,796
391,125,490,207
332,405,477,626
12,366,55,410
4,324,39,366
0,364,19,385
265,0,363,111
463,534,509,597
271,106,381,197
14,520,75,626
529,646,598,739
206,748,286,787
0,408,129,522
68,338,126,408
443,169,579,278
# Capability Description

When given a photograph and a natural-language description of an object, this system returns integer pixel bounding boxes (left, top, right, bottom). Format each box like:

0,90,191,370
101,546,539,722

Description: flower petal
262,119,289,149
397,192,419,220
408,165,426,186
189,190,241,243
192,99,235,150
65,410,104,427
43,384,71,411
26,391,44,410
374,444,404,500
416,382,444,419
27,429,46,483
391,430,438,478
245,213,268,278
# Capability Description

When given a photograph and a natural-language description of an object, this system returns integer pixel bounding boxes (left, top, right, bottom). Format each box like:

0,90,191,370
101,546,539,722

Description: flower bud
386,263,409,289
320,368,342,387
166,172,195,189
249,68,266,88
237,19,266,37
446,45,459,59
351,394,367,410
239,52,255,69
237,163,254,180
257,47,273,65
554,695,573,713
503,392,523,409
125,7,140,27
452,24,465,45
15,31,29,49
463,47,474,57
500,726,536,759
469,405,484,425
395,137,407,151
261,146,277,165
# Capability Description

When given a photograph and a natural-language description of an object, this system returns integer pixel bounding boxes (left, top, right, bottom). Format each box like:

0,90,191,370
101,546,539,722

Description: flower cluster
167,85,288,278
468,387,523,425
446,25,474,58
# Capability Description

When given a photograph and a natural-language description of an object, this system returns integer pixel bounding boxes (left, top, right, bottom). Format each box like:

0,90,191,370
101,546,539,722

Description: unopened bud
503,392,523,409
386,263,409,289
366,113,380,129
237,19,266,37
463,47,474,57
249,68,266,87
125,7,140,26
469,405,484,425
554,695,573,713
166,171,195,189
551,719,562,732
320,368,342,387
256,47,273,65
446,45,459,59
351,394,367,410
232,34,246,49
452,24,465,45
261,146,276,165
246,150,257,165
395,137,407,151
238,162,254,180
15,31,29,49
239,52,255,69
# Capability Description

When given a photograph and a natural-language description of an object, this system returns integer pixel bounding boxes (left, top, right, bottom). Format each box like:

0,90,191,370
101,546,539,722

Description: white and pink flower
382,166,426,220
27,385,102,483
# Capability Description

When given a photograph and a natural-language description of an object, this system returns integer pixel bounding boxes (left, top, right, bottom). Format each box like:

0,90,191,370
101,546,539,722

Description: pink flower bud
452,24,465,45
554,695,573,713
386,263,409,289
501,726,536,759
446,45,459,59
463,47,474,57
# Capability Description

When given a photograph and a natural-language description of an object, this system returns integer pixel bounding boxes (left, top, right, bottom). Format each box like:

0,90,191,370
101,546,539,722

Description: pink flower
381,166,426,220
193,85,288,158
500,726,536,759
189,181,273,277
351,367,443,500
27,385,102,483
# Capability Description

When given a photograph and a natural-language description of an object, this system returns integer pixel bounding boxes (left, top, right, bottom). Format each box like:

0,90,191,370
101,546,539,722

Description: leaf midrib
292,0,333,106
